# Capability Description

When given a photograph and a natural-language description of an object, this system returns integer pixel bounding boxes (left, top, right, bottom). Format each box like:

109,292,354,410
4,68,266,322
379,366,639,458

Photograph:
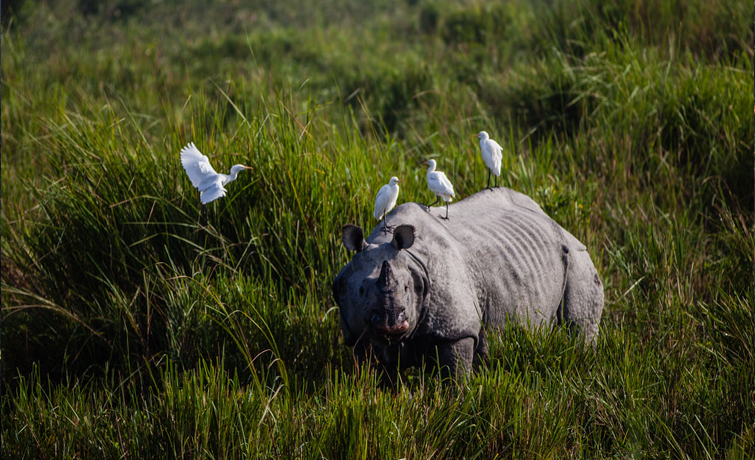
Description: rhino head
333,224,428,358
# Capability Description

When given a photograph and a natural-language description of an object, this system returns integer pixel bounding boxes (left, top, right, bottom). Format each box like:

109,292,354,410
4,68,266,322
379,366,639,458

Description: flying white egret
373,176,401,233
423,159,455,220
473,131,503,189
180,142,252,207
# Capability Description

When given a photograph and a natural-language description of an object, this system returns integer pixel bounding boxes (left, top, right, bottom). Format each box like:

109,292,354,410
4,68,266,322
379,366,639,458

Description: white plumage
424,159,455,219
425,159,455,202
180,142,251,205
473,131,503,189
373,176,401,221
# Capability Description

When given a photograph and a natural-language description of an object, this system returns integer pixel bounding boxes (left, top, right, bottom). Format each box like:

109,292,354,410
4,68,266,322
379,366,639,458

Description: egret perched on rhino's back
423,159,455,220
180,142,252,205
373,176,401,233
473,131,503,189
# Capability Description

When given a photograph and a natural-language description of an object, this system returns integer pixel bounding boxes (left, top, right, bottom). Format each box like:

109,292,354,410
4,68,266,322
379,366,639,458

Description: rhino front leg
434,337,475,380
352,342,401,387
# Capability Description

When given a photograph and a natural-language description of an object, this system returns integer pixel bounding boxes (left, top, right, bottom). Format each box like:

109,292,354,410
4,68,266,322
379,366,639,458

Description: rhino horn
376,260,399,293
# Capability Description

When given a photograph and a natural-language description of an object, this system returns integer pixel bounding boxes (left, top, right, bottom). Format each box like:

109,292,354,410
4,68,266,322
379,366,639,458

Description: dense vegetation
2,0,752,457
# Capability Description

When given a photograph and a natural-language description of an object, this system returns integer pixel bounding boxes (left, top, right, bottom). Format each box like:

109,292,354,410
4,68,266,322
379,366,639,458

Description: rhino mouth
373,319,410,337
370,306,410,339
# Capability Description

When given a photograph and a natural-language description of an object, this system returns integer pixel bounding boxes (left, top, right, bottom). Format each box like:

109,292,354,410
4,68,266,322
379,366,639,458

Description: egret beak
422,161,429,166
471,134,478,138
396,179,402,182
243,166,253,170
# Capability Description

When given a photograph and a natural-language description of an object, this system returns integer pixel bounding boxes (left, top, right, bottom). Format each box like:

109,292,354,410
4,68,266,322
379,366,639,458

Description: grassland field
1,0,753,458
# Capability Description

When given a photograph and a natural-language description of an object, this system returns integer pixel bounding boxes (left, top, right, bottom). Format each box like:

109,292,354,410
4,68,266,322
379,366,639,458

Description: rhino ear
392,225,415,250
342,224,367,252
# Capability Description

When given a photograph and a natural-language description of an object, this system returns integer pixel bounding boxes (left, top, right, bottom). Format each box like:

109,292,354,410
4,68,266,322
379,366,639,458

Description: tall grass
2,0,752,457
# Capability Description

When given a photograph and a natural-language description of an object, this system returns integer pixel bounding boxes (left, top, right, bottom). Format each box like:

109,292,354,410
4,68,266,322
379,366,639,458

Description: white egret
180,142,252,206
373,176,401,233
423,159,455,220
473,131,503,189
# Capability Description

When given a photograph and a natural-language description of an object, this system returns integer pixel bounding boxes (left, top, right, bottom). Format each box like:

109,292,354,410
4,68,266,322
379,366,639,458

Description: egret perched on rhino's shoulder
180,142,252,206
473,131,503,189
373,176,401,233
333,187,604,381
423,159,455,220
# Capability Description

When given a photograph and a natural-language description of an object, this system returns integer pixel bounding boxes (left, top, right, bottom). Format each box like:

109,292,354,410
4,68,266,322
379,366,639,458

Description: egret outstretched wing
180,143,218,188
179,142,251,207
199,180,227,204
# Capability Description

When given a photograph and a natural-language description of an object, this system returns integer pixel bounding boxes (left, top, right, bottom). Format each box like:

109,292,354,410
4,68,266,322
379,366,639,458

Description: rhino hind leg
562,249,604,344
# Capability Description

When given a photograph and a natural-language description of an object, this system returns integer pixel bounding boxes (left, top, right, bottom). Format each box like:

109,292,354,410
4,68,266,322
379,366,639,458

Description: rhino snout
371,308,409,336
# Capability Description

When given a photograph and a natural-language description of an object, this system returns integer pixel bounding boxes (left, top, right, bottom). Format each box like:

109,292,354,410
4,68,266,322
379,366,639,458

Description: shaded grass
4,321,752,458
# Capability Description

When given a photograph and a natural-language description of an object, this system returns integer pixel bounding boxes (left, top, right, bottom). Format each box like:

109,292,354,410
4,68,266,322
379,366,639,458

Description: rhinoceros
332,187,604,379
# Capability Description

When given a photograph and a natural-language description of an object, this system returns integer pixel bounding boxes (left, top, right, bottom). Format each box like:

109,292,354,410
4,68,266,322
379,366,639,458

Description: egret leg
379,206,396,234
495,174,499,188
201,203,208,226
487,170,492,189
439,202,449,220
424,196,440,211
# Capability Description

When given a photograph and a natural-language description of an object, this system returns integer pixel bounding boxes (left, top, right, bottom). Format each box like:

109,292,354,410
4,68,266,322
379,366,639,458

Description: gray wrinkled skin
333,187,604,380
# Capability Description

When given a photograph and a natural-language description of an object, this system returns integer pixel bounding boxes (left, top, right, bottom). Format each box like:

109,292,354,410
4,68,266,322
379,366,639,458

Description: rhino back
369,188,569,330
452,196,567,328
